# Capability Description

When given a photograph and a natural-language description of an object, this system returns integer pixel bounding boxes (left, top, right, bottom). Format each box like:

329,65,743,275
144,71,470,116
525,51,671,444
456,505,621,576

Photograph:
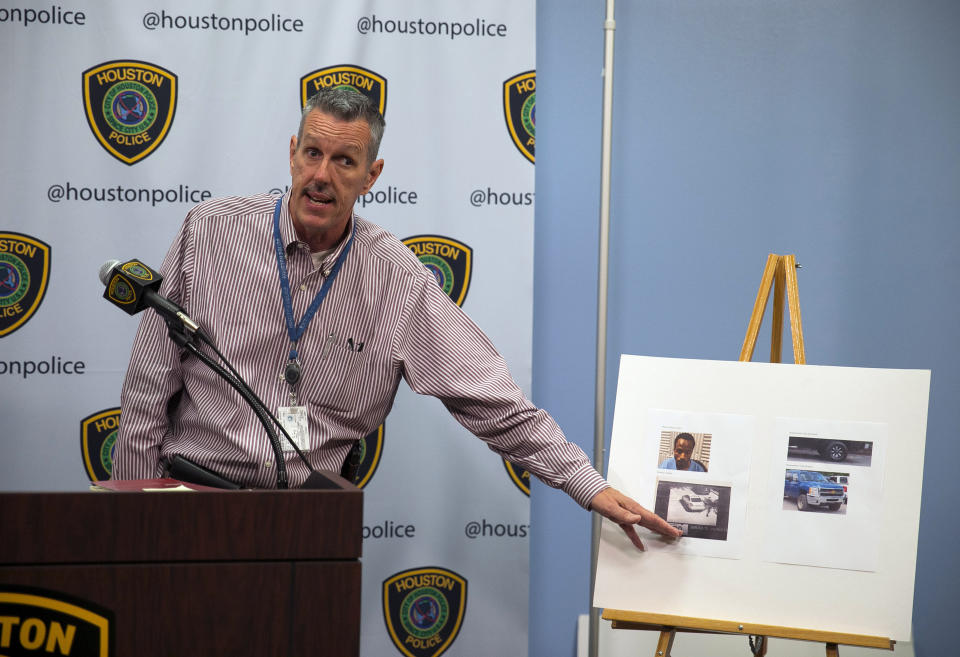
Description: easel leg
770,258,785,363
655,629,676,657
750,635,769,656
739,254,779,362
783,254,806,364
826,642,840,657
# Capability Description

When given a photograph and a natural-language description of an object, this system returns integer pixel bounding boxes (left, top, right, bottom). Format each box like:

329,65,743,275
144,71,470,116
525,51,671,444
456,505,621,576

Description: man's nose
311,157,332,182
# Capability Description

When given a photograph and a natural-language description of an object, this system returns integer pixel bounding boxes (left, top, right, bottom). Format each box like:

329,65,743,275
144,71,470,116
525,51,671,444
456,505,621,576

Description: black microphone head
98,259,121,285
101,259,163,316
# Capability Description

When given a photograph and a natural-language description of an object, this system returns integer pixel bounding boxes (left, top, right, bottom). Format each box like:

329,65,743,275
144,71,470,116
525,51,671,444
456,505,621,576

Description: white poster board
594,355,930,641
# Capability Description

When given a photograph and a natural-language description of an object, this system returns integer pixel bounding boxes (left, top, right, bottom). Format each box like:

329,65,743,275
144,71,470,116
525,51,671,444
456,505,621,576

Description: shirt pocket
309,340,371,414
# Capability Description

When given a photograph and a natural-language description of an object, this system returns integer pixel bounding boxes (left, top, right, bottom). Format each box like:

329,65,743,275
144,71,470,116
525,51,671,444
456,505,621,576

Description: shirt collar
278,189,356,269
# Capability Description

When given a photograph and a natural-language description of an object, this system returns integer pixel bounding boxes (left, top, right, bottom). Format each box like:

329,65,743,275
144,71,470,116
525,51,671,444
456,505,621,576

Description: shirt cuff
561,463,610,510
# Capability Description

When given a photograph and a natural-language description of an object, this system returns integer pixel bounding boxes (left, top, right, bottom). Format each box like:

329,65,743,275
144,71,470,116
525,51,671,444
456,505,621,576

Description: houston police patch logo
0,232,51,338
82,60,178,165
401,235,472,307
0,585,114,656
383,567,467,657
81,408,121,482
503,459,531,496
504,70,535,163
300,65,387,116
352,423,385,488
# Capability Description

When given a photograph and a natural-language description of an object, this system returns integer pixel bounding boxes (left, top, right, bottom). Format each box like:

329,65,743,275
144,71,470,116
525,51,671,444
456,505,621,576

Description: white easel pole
590,1,616,656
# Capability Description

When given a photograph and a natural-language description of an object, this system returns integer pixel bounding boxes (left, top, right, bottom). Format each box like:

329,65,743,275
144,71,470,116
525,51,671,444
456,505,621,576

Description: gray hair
298,86,386,163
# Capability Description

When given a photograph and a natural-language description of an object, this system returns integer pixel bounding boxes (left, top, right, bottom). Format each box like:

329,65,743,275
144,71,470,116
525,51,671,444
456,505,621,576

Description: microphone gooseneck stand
164,320,289,489
189,327,345,488
164,315,343,490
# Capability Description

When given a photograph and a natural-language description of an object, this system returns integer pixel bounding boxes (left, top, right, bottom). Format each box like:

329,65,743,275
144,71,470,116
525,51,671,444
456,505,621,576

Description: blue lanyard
272,197,354,361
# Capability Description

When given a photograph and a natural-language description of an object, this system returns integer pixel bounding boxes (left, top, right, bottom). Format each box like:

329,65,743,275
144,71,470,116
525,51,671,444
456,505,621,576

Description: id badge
278,405,309,451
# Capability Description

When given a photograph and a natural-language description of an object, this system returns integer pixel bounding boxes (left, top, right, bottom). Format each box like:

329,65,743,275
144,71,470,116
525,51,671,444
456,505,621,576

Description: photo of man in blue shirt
659,432,706,472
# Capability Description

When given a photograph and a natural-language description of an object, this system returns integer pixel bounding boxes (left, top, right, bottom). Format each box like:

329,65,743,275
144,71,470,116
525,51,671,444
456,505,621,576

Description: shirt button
299,284,307,292
264,460,272,468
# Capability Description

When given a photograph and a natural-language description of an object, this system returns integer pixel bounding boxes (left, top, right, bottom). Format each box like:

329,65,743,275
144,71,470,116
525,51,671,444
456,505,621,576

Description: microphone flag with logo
100,258,162,315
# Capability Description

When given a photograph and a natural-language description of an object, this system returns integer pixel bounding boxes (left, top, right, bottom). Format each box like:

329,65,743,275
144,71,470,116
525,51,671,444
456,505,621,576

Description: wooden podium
0,477,362,656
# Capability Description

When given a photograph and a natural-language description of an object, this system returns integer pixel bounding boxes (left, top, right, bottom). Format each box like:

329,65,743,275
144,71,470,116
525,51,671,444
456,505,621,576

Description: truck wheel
821,441,848,462
797,496,808,511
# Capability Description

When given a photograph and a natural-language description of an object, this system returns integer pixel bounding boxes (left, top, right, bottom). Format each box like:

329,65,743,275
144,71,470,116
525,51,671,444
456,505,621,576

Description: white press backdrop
0,2,536,655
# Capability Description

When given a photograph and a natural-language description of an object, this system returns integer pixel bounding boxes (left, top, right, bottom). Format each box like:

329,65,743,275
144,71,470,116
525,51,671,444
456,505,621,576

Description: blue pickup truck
783,470,845,511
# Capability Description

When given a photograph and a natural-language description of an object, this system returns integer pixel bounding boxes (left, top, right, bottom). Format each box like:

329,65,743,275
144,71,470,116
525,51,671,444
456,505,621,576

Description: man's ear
289,135,297,173
362,159,385,194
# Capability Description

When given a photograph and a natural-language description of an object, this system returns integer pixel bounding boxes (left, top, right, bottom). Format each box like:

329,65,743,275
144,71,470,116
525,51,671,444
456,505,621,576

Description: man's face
673,438,695,470
288,110,384,251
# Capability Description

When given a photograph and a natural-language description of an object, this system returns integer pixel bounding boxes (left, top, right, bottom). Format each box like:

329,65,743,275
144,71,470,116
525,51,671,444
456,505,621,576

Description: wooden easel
739,253,805,365
601,254,894,656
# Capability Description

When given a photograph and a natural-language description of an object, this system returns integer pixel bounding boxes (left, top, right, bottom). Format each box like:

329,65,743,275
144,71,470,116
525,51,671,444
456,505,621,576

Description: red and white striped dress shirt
113,192,607,508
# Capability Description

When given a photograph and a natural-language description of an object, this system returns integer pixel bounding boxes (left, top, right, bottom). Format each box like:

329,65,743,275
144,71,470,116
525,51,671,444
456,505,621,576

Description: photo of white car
654,480,731,540
680,494,706,512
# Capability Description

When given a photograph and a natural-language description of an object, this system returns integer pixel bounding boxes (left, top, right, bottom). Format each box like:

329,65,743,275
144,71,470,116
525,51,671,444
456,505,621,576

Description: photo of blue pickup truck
783,469,846,512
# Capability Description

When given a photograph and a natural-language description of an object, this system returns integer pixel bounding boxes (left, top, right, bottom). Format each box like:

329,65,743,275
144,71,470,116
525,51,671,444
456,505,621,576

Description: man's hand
589,487,682,550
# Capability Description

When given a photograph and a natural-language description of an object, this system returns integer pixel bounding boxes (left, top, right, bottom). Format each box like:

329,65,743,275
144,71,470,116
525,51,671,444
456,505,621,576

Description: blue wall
532,1,605,655
531,1,960,656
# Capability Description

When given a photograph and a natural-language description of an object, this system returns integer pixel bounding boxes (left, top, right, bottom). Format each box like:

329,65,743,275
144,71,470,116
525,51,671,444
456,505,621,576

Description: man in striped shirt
113,87,680,550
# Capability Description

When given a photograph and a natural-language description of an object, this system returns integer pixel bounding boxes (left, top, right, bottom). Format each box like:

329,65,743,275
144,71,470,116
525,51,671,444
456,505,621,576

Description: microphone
99,259,204,337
